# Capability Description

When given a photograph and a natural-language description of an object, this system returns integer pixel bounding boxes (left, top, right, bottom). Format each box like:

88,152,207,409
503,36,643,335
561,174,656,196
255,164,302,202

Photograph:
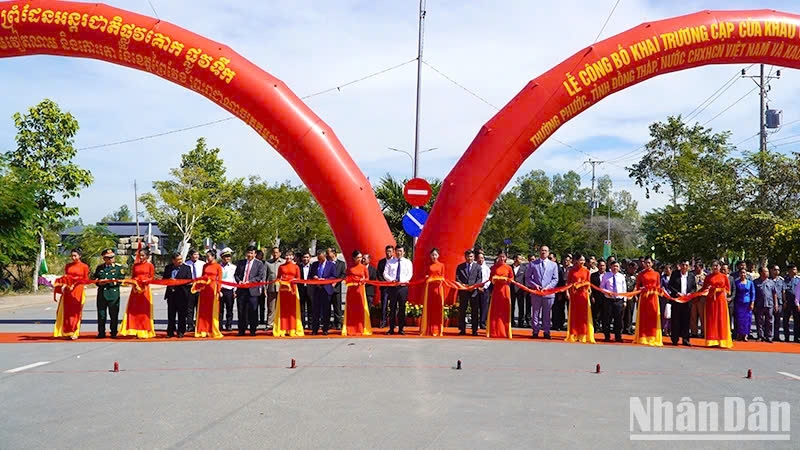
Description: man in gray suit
510,254,529,328
525,245,560,339
456,250,483,336
264,247,285,330
235,245,267,336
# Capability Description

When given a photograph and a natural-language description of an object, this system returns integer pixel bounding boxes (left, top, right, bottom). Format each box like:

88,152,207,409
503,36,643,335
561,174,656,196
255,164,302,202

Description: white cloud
1,0,798,224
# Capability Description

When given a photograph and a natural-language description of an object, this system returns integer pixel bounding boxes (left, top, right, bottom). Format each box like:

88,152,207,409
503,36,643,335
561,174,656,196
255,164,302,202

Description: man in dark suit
310,249,337,335
234,245,267,336
376,245,394,328
326,248,346,330
456,250,483,336
363,253,378,310
297,252,313,329
667,259,697,346
590,259,607,330
163,251,193,338
510,254,528,328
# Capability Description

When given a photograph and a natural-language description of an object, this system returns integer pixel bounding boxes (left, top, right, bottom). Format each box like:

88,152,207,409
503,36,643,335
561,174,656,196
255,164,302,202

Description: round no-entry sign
403,178,432,207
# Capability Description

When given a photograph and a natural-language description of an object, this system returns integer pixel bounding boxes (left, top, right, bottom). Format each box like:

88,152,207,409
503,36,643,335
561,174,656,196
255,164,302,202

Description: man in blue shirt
753,267,778,343
780,264,800,343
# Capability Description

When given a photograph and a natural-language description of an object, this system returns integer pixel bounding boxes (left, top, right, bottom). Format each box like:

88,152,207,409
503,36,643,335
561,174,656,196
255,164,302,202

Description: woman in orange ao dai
343,250,372,336
119,248,156,339
274,251,304,337
565,254,595,343
53,248,90,340
633,256,663,346
703,260,733,348
420,248,447,336
194,249,223,338
487,250,514,339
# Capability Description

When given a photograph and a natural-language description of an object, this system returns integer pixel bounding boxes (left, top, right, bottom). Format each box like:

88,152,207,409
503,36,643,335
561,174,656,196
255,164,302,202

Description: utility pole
412,0,426,179
586,159,603,223
741,65,781,162
134,180,140,240
759,64,767,153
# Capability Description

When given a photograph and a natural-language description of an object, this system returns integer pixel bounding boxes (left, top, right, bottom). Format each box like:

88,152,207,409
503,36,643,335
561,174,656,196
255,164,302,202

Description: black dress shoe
458,331,466,336
604,337,611,343
543,333,551,340
322,331,328,336
178,333,184,338
386,330,394,335
472,331,479,336
398,330,405,335
311,330,318,336
615,337,623,343
250,331,256,336
166,333,174,338
237,331,245,336
96,334,106,339
682,340,691,346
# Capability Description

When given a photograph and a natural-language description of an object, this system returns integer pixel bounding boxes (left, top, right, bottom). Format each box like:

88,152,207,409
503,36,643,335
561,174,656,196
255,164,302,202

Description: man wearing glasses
93,248,126,338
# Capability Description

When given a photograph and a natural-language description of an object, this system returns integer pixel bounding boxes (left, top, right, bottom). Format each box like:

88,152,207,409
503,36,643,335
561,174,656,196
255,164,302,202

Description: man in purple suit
309,249,337,335
525,245,560,339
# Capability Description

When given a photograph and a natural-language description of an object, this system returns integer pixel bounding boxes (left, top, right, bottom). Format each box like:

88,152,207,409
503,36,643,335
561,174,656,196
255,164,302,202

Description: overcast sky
2,0,799,223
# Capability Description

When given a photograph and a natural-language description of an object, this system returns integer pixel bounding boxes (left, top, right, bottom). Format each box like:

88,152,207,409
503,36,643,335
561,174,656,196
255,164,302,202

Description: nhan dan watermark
629,396,791,441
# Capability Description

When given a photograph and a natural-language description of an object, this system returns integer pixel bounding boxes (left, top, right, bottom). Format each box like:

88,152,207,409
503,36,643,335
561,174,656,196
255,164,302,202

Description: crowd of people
51,242,800,349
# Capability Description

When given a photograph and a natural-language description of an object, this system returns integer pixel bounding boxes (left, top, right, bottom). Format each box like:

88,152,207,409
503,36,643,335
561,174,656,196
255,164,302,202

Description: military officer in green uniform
93,248,125,338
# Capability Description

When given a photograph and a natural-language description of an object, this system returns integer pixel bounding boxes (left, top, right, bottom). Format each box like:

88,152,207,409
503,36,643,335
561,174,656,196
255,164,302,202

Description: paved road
1,336,799,449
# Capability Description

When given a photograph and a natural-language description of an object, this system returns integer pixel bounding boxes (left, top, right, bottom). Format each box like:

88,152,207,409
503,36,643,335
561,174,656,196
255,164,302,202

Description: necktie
244,260,252,282
192,262,197,279
395,260,402,281
468,262,472,274
612,274,617,296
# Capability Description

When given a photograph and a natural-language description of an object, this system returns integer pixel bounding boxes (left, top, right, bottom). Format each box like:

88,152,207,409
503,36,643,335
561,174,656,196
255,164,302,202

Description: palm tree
373,173,442,251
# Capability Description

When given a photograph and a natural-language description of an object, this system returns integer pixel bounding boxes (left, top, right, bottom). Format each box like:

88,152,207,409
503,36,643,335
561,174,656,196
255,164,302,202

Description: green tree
628,115,731,206
101,204,133,222
6,99,93,291
230,177,336,254
475,191,532,255
0,156,39,288
63,225,117,267
140,137,243,258
373,174,441,250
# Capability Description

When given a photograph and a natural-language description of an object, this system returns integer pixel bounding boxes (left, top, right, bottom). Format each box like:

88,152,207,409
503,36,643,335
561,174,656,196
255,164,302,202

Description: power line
604,65,753,164
301,57,417,100
75,58,417,152
422,60,499,110
701,86,758,126
78,117,234,151
594,0,622,43
423,60,600,161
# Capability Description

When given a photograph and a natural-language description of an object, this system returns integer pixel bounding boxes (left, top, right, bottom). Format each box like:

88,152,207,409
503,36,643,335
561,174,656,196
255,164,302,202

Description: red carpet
2,328,798,353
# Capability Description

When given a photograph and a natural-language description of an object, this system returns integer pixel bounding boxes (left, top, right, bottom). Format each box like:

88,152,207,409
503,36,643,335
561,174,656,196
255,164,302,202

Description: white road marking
777,371,800,381
44,307,53,311
4,361,51,373
407,189,430,196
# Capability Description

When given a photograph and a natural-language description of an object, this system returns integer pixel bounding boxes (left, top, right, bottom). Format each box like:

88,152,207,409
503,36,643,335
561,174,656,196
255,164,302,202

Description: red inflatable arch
0,0,395,262
416,9,800,280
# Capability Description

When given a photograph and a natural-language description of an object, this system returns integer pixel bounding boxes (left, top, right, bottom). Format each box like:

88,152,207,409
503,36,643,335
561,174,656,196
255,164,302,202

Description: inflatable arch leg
416,9,800,279
0,0,395,262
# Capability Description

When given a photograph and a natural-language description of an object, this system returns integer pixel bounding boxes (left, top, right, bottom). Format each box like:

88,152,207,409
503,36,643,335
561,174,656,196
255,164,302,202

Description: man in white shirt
219,248,237,331
600,260,627,342
297,252,313,329
184,248,205,332
382,245,413,335
477,252,491,329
